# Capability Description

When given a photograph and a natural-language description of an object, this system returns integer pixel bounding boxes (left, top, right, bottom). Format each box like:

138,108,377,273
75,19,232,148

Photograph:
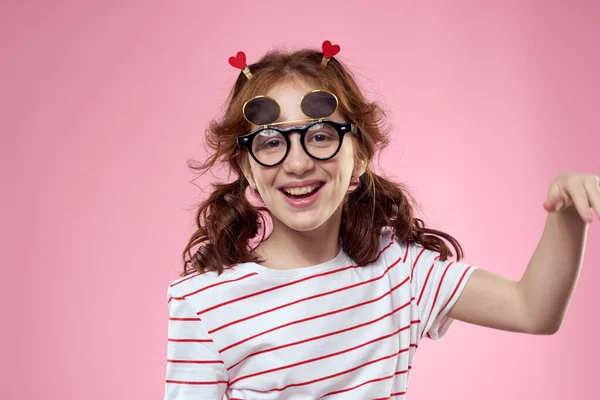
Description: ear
238,153,258,191
242,168,257,191
246,174,257,191
353,158,367,179
241,163,257,191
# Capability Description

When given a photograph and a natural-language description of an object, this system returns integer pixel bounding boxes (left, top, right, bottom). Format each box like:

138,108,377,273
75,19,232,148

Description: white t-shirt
164,228,477,399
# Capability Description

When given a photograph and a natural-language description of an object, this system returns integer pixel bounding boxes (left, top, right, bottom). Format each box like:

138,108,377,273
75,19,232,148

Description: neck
257,207,343,270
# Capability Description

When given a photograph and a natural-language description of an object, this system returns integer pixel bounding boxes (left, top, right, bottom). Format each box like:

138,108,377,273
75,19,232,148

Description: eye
311,134,329,143
306,123,338,144
254,129,285,151
263,139,283,148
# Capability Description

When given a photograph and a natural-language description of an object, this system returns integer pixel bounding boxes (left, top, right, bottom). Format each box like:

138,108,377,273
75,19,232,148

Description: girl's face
244,79,364,234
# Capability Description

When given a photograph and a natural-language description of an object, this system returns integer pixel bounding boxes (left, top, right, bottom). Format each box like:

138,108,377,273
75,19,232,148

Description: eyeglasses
237,90,358,166
237,119,357,167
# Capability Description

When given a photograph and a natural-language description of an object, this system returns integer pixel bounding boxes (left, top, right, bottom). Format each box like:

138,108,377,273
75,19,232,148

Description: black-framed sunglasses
237,119,357,167
237,89,358,167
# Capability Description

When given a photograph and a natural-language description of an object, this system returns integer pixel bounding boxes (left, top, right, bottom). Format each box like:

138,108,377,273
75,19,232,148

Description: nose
281,132,314,175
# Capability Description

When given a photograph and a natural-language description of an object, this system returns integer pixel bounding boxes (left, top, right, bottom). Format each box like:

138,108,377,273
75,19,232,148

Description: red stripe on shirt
181,272,257,298
402,240,410,263
421,261,454,337
169,317,201,321
260,347,411,393
169,264,239,288
208,256,405,336
196,241,397,315
229,323,416,384
214,273,410,344
439,265,474,314
228,324,417,372
168,338,212,343
209,259,400,333
167,359,224,364
322,373,395,397
227,305,417,372
416,257,439,306
165,379,228,385
395,365,412,375
220,278,412,352
411,247,426,280
169,273,199,287
322,366,411,398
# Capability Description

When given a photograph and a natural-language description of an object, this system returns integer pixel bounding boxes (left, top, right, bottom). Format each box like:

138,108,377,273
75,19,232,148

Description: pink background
2,1,599,399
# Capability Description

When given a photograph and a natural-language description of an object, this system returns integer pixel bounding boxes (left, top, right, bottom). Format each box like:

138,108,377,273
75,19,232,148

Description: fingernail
555,202,564,212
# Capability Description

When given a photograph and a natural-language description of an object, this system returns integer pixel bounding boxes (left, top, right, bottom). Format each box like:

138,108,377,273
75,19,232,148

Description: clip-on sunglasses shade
242,90,339,126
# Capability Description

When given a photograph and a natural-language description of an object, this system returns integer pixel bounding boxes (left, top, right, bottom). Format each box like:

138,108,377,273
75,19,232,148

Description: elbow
520,300,566,335
534,325,560,335
530,319,563,335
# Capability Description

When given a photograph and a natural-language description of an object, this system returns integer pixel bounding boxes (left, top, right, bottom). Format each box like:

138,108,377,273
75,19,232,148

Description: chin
281,216,327,233
267,196,344,234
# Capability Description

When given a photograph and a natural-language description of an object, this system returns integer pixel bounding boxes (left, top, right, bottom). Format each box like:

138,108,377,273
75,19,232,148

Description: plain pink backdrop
2,1,599,399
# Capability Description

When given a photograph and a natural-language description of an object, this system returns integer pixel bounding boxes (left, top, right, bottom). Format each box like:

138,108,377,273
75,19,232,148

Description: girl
164,42,598,399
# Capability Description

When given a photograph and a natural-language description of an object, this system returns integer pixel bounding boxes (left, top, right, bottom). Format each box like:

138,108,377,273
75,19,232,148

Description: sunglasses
237,90,358,167
242,89,340,126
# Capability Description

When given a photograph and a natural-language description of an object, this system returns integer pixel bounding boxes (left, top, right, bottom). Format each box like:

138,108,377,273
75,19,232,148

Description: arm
448,173,597,335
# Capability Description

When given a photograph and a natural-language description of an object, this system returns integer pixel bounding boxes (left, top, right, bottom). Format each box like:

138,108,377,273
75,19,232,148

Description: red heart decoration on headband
322,40,340,58
228,51,247,70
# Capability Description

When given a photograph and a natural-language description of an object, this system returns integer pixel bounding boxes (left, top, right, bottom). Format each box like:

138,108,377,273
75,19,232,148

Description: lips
278,183,324,208
281,185,322,197
278,179,325,190
282,184,321,196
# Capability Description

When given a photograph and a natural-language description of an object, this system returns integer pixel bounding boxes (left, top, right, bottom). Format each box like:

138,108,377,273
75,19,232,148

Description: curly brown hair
181,48,464,276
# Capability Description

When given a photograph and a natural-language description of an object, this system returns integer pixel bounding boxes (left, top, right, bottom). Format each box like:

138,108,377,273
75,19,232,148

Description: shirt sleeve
164,286,229,400
409,242,477,341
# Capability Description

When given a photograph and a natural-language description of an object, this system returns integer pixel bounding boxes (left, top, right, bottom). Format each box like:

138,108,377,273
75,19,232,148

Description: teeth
283,185,320,196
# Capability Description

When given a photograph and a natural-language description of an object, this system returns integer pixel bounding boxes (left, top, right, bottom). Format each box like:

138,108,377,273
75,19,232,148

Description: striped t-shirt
164,228,477,399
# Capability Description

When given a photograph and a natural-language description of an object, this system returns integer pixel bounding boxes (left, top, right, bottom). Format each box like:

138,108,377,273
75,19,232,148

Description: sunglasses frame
237,119,357,167
242,90,340,126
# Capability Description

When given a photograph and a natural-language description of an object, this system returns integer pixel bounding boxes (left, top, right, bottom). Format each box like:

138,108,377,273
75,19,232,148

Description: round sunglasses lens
300,91,338,119
243,97,280,125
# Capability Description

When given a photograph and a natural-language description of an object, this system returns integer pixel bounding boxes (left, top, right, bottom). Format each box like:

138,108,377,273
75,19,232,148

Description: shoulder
376,228,445,273
377,227,411,263
367,228,415,278
166,264,244,302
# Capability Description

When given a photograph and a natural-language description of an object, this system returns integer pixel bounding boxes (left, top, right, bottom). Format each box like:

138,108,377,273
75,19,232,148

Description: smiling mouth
280,185,322,199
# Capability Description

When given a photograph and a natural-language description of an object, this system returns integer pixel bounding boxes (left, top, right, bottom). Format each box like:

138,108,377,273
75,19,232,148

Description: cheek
320,160,354,187
337,141,357,176
252,167,278,192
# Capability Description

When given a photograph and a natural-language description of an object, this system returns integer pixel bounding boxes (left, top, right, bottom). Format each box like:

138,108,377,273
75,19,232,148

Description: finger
544,184,570,212
584,175,600,222
567,180,592,222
